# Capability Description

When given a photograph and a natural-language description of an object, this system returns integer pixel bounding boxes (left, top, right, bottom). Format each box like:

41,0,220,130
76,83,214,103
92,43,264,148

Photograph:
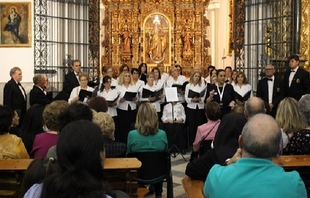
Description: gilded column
300,0,310,70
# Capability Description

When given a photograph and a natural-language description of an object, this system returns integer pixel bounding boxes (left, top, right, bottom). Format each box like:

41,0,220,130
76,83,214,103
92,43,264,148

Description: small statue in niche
181,26,193,52
120,23,132,53
148,21,167,62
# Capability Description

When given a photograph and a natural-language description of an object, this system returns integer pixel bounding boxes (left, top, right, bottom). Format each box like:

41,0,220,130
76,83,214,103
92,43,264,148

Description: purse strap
201,120,220,140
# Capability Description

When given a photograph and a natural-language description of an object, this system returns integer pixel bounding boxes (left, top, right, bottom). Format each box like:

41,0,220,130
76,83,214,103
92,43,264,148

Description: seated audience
20,104,45,154
46,103,93,159
9,110,21,136
24,120,129,198
22,157,60,196
88,96,109,113
161,101,186,153
284,94,310,154
204,114,307,198
186,97,265,181
93,112,126,158
127,102,168,198
0,105,29,159
275,97,304,150
192,101,221,153
30,100,69,158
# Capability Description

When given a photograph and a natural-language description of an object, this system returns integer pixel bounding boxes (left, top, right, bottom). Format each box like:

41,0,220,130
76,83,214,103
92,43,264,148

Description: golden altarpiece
100,0,211,77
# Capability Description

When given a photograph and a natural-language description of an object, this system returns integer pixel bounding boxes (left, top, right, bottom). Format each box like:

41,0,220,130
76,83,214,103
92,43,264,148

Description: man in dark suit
3,67,27,125
63,60,81,95
256,64,284,117
30,74,52,106
284,54,310,100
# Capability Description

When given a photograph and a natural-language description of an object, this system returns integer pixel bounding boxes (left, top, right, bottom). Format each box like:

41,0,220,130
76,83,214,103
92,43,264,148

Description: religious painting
0,2,31,47
144,13,171,66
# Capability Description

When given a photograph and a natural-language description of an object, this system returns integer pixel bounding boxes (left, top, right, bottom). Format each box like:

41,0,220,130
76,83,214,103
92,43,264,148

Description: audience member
22,158,60,196
3,67,27,126
0,105,29,159
68,72,94,104
127,102,168,198
93,112,126,158
24,120,128,198
88,96,108,113
30,101,69,158
284,94,310,154
46,103,93,159
192,101,221,153
9,110,21,136
275,97,304,150
284,54,310,100
185,97,265,181
29,74,52,106
256,64,284,117
20,104,45,154
204,114,307,198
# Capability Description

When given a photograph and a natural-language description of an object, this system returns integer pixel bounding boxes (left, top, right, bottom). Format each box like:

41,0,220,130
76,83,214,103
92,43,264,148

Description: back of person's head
205,101,221,121
244,97,265,118
22,157,60,196
93,112,115,140
88,96,108,113
20,104,45,153
231,105,244,115
135,102,158,135
241,114,281,158
58,103,93,132
0,105,13,134
43,101,69,132
299,94,310,127
41,120,106,198
275,97,304,133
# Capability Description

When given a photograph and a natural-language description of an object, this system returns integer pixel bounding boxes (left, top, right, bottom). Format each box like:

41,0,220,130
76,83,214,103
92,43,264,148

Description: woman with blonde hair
276,97,304,150
233,71,252,105
127,102,168,198
116,71,139,144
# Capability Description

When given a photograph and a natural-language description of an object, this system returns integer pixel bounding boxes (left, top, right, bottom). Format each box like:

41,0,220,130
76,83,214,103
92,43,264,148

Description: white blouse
68,86,94,104
139,84,161,112
116,84,139,111
233,84,252,97
97,88,119,117
161,102,186,123
185,83,206,109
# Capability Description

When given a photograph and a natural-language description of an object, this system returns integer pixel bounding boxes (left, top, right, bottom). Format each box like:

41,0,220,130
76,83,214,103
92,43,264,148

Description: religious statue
148,21,167,63
181,26,193,52
120,24,132,53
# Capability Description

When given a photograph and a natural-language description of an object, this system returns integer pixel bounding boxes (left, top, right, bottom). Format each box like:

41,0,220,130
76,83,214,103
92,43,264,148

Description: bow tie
267,78,272,81
290,70,295,72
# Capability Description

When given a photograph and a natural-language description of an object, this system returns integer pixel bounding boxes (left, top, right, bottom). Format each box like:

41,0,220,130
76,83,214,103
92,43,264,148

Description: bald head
244,96,265,118
241,114,281,158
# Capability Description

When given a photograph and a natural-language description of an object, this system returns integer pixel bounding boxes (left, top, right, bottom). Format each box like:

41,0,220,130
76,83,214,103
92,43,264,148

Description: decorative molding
300,0,310,70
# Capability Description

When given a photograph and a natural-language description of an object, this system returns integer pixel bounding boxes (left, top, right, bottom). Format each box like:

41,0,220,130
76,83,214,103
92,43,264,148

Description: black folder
123,91,137,101
234,91,251,102
106,95,119,107
78,90,92,101
188,88,207,98
142,88,163,101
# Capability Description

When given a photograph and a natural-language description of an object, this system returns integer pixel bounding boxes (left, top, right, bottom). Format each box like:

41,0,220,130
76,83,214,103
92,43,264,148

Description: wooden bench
0,158,142,198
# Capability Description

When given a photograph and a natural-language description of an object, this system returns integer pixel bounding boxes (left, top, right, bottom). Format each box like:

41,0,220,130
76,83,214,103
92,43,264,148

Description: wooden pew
182,175,204,198
0,158,141,198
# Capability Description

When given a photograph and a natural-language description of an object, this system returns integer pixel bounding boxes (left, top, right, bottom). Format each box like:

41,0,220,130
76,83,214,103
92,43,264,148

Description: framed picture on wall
0,2,31,47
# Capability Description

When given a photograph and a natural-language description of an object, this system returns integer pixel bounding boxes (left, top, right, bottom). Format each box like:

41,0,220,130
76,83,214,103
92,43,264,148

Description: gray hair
33,74,44,84
242,114,281,158
244,97,265,118
299,94,310,127
10,67,21,77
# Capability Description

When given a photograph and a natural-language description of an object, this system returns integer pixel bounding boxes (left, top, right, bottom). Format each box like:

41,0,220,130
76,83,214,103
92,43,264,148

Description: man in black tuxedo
63,60,81,95
256,64,284,117
3,67,27,125
284,54,310,101
30,74,52,106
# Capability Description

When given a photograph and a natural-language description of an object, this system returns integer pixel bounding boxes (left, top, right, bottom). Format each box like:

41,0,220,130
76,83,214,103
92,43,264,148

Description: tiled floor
144,152,191,198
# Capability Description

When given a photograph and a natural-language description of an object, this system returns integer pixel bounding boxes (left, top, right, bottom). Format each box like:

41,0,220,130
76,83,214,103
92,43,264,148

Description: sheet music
165,87,178,102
